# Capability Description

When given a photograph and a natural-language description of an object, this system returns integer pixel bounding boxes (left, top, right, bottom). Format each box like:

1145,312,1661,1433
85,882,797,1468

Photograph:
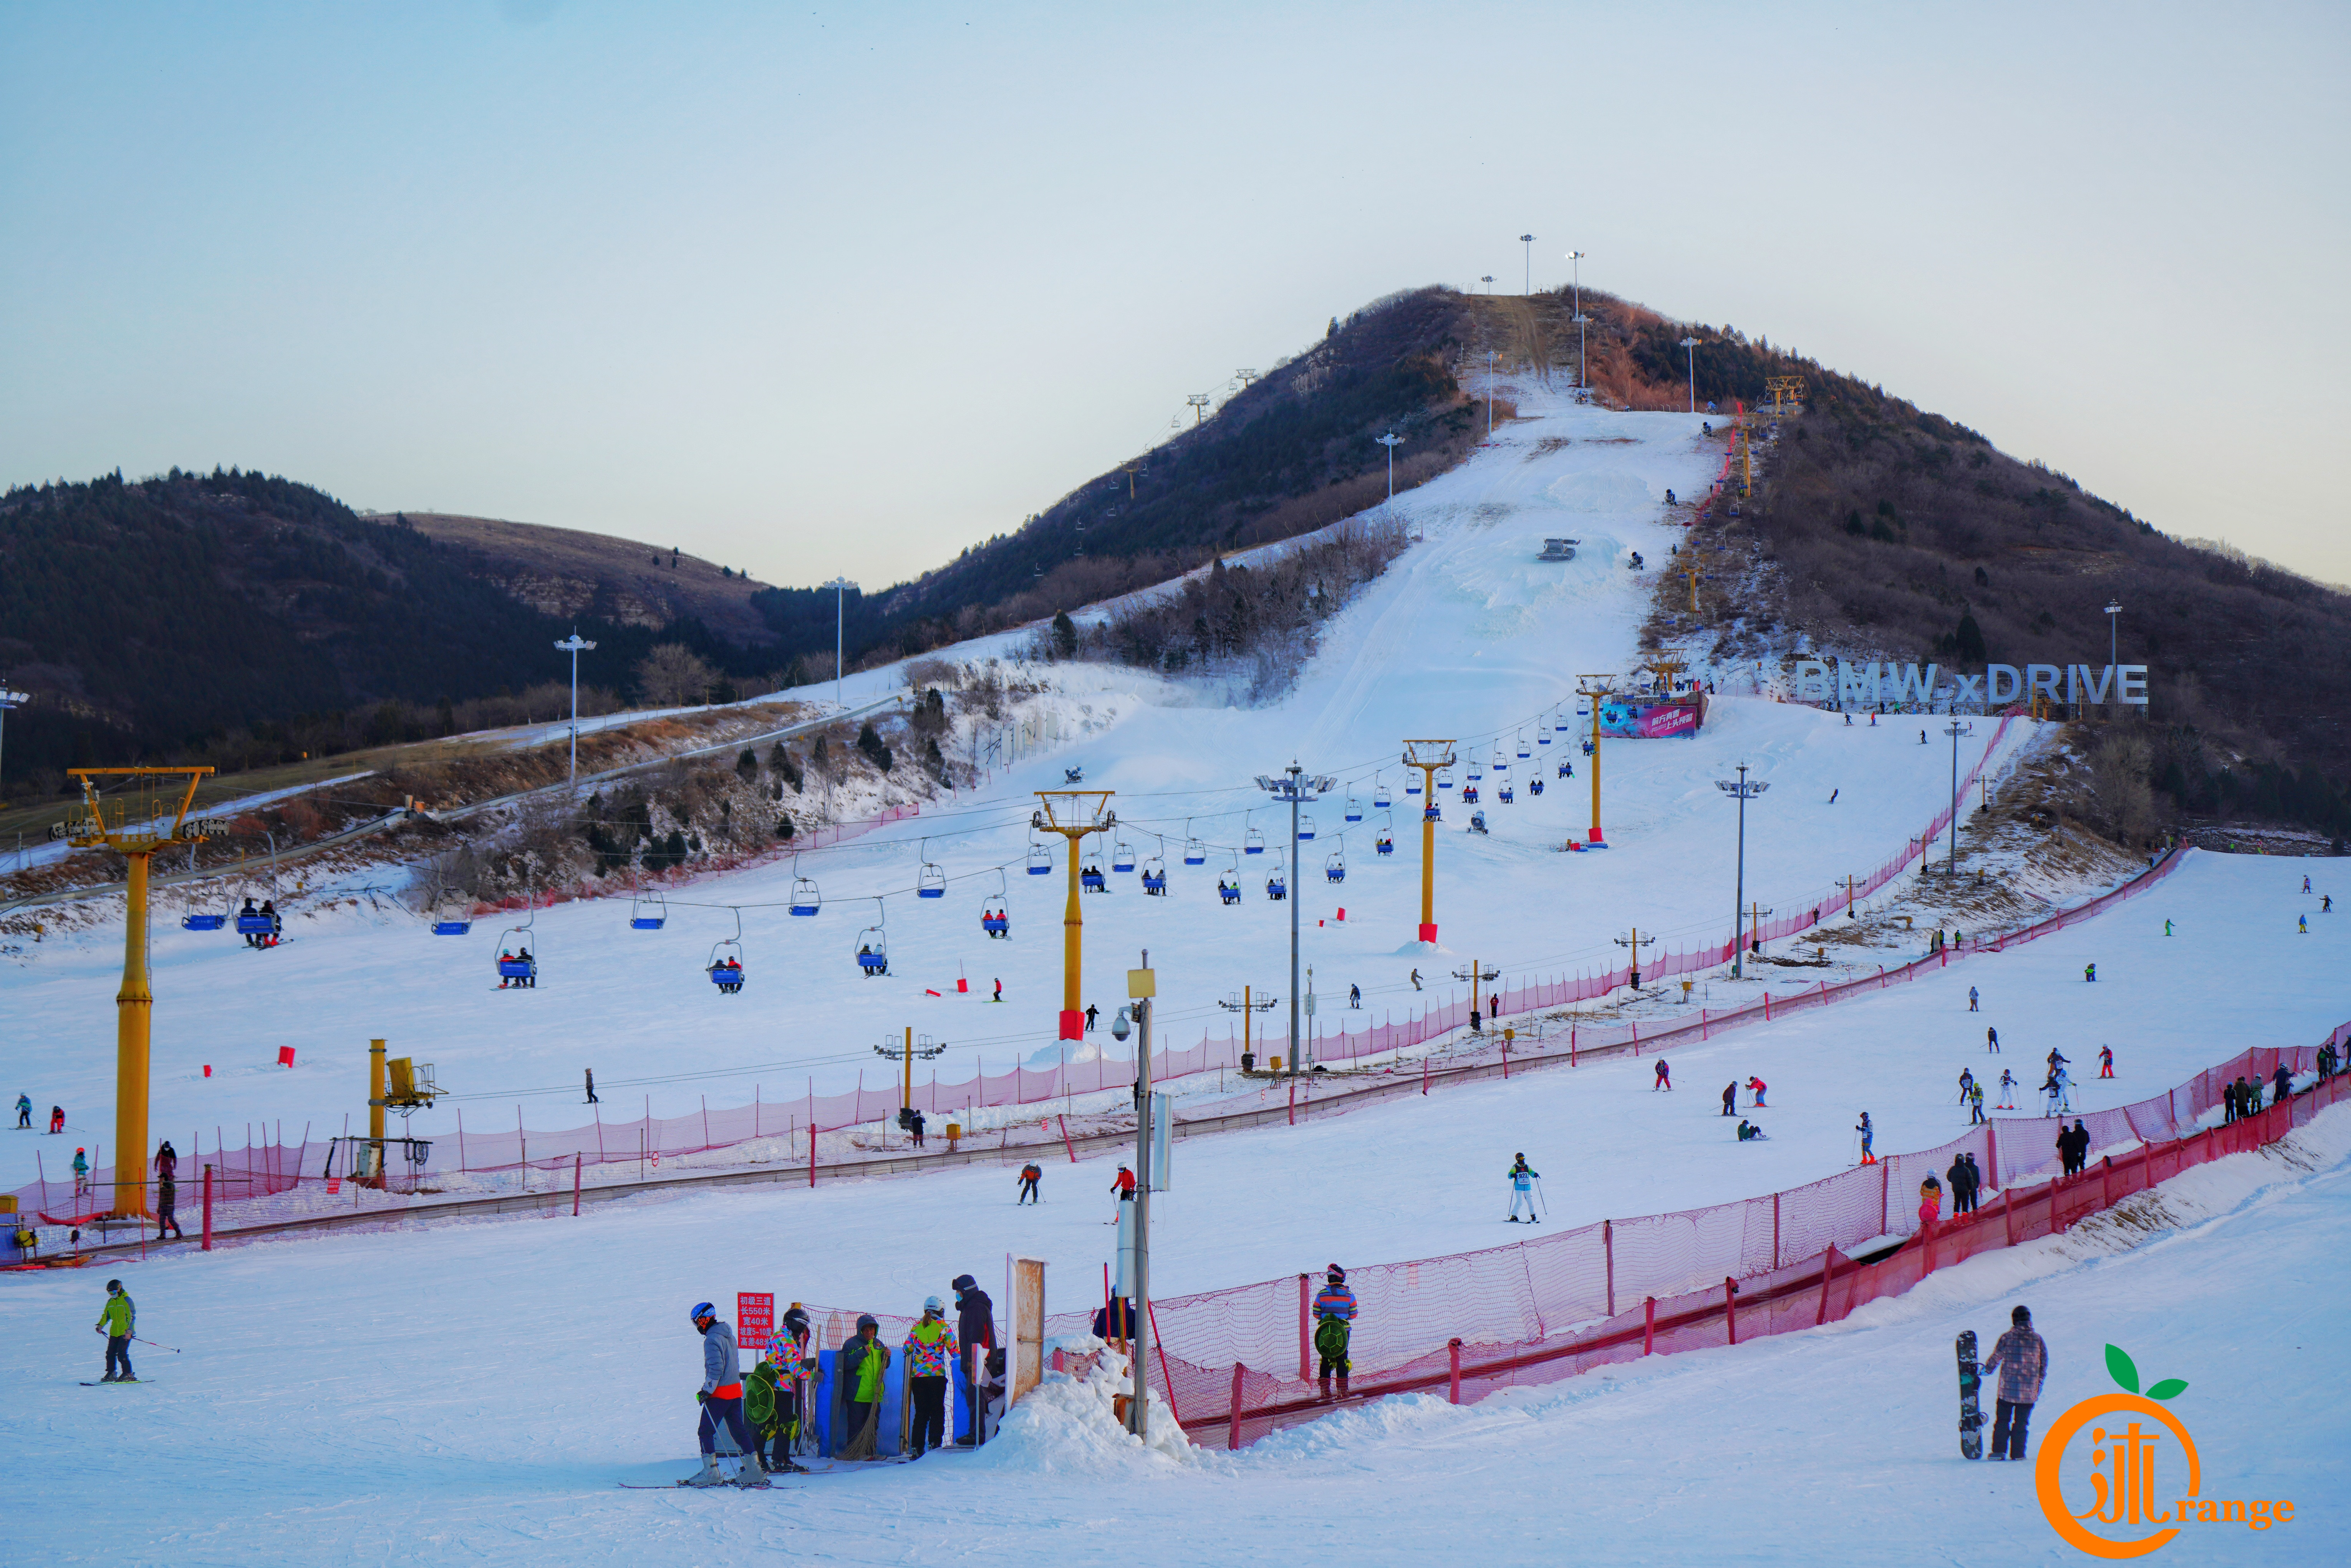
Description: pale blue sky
3,2,2344,588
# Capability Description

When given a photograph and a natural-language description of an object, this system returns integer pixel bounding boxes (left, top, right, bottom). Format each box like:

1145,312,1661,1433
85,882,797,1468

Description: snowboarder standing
1312,1266,1357,1399
1505,1154,1540,1223
1980,1305,2048,1461
684,1301,766,1487
94,1279,135,1382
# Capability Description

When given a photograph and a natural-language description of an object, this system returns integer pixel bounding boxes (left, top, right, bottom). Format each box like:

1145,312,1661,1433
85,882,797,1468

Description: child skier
1653,1060,1672,1091
1970,1082,1987,1124
94,1279,135,1382
1855,1112,1875,1164
1506,1154,1541,1223
1312,1266,1357,1398
2098,1045,2114,1079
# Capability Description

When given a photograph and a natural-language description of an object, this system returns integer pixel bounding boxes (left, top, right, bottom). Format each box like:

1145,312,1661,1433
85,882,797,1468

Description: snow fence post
1815,1247,1838,1326
1603,1220,1615,1318
809,1123,816,1188
1228,1363,1246,1451
1724,1278,1738,1346
1297,1274,1311,1380
1448,1338,1463,1404
1642,1296,1656,1356
1059,1114,1076,1163
572,1152,581,1217
200,1162,212,1252
1771,1192,1781,1271
1986,1125,1999,1190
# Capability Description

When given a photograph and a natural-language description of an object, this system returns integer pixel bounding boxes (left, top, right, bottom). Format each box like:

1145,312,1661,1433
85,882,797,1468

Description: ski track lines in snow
3,391,2037,1192
6,1104,2346,1564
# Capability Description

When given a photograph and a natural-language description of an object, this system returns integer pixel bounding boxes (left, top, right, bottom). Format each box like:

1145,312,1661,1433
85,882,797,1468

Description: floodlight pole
1945,720,1970,873
0,685,28,806
1255,765,1334,1073
1125,950,1156,1437
1377,433,1402,501
824,577,858,710
2104,599,2122,707
1679,336,1701,413
1564,251,1586,385
1519,235,1534,295
1715,765,1769,977
554,631,596,795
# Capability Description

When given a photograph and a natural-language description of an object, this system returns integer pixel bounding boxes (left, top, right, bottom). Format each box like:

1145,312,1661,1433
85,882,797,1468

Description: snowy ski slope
4,384,2040,1187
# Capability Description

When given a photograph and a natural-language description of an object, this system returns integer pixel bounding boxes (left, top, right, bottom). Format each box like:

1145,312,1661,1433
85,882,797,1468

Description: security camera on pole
1255,764,1335,1075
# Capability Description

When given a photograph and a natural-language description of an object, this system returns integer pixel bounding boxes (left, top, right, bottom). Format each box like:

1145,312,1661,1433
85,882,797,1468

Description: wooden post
1642,1295,1656,1356
1448,1338,1463,1404
1011,1256,1047,1408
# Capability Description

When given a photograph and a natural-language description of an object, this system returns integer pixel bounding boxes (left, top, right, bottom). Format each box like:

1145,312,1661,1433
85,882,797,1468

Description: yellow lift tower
1034,790,1115,1040
1763,375,1805,417
63,767,220,1219
1576,677,1615,846
1401,740,1456,944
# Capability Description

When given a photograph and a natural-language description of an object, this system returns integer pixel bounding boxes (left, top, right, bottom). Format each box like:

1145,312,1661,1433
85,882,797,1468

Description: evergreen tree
1051,610,1078,659
1955,611,1987,664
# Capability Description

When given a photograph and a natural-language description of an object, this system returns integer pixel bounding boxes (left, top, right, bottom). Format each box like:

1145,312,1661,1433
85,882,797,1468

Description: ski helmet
951,1273,977,1293
2011,1305,2031,1325
782,1304,810,1338
689,1301,716,1323
1326,1264,1345,1282
923,1295,945,1313
106,1278,123,1292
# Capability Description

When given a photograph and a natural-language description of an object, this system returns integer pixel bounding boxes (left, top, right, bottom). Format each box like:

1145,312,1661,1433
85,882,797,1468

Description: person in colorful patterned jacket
902,1297,960,1459
1312,1265,1358,1399
1979,1304,2049,1461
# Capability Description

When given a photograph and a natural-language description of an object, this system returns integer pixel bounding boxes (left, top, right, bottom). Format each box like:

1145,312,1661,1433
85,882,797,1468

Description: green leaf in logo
2105,1344,2140,1393
2146,1378,2189,1401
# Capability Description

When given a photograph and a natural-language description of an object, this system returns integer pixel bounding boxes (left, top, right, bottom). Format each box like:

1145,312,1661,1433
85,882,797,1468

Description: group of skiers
2052,1119,2095,1176
17,1094,66,1133
681,1274,1003,1487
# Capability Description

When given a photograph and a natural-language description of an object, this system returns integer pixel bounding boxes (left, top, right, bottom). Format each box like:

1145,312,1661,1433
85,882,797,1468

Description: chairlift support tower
1034,790,1115,1040
1401,740,1456,944
64,766,217,1219
1577,677,1614,845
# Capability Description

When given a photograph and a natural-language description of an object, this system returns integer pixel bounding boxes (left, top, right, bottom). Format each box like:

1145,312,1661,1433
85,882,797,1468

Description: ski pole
132,1336,181,1353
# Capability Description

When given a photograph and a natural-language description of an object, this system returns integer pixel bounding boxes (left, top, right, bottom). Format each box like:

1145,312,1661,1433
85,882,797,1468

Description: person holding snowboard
94,1278,135,1382
1980,1305,2048,1460
1506,1154,1540,1223
684,1301,765,1487
902,1297,959,1459
1312,1265,1357,1399
1016,1162,1042,1204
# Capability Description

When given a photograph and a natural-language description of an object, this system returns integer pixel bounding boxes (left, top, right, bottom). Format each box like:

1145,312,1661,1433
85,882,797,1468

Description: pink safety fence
1098,1021,2351,1449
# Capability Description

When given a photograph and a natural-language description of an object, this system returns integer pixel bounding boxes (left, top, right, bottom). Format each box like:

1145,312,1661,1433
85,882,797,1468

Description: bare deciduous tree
636,643,718,707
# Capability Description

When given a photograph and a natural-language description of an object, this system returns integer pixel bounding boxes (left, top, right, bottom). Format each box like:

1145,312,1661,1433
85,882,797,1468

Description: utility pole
1613,927,1655,990
873,1028,946,1129
1256,764,1334,1073
1485,350,1497,441
1746,902,1775,961
553,631,596,795
1376,432,1402,502
2104,599,2122,712
1519,234,1534,294
1715,764,1769,977
1401,740,1456,944
823,578,857,710
0,684,27,807
1117,952,1157,1437
1564,250,1587,386
1219,987,1278,1067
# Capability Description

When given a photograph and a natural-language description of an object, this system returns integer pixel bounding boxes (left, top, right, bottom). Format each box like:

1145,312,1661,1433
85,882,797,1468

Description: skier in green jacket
95,1279,136,1382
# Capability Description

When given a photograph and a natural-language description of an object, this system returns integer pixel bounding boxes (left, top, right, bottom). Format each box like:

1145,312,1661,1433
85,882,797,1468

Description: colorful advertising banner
1597,695,1705,739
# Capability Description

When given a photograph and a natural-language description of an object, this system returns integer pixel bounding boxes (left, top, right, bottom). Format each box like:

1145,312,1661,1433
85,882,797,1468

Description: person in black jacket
951,1273,996,1445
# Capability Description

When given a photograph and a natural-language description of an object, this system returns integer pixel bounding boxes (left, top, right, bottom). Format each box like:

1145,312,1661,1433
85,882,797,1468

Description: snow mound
965,1339,1195,1475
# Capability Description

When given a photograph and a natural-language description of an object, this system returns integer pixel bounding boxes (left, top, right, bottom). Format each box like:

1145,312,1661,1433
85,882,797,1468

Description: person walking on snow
2304,874,2313,894
1653,1060,1672,1091
2163,919,2174,936
154,1141,183,1240
1980,1305,2048,1461
1312,1266,1357,1398
1084,1003,1099,1032
94,1279,135,1382
683,1301,765,1487
902,1297,959,1459
584,1069,598,1104
1016,1162,1041,1204
951,1274,997,1446
1968,986,1979,1012
2098,1045,2114,1079
2273,1062,2293,1105
1410,969,1422,992
1745,1076,1768,1108
2298,914,2308,934
1349,984,1361,1009
1506,1154,1541,1222
1721,1081,1738,1116
1986,1026,2000,1053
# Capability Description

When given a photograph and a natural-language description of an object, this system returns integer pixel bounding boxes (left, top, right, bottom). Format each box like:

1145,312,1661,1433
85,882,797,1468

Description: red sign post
737,1291,775,1359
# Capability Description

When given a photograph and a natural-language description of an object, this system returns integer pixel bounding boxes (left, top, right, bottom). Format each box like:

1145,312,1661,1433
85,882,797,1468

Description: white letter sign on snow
1888,663,1940,705
1837,659,1880,709
1793,659,1829,702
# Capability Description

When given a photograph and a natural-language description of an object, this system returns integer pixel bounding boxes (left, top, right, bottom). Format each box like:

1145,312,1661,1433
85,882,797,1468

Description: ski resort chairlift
1112,838,1137,874
630,889,668,930
1500,783,1516,804
707,910,746,993
1183,821,1206,866
1461,781,1480,805
1466,759,1483,782
1298,812,1316,843
856,903,889,976
1558,757,1574,778
1244,813,1265,855
181,858,229,931
1325,845,1347,883
1373,774,1393,809
1376,813,1396,856
1026,829,1053,875
1492,748,1509,773
1425,795,1443,823
981,869,1010,938
789,856,822,917
1219,851,1243,905
1344,795,1363,824
1081,863,1108,892
1265,849,1288,901
1141,854,1168,895
1538,714,1553,746
1516,731,1532,760
1404,772,1422,798
1530,775,1545,796
917,839,948,899
495,905,539,989
429,895,472,937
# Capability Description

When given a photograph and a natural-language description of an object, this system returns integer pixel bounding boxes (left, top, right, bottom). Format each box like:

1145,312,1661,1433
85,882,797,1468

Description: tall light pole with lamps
823,577,857,710
1377,432,1402,501
553,631,596,795
2104,599,2122,708
1715,764,1769,977
1518,235,1534,294
1256,763,1334,1075
1563,250,1587,385
1679,336,1702,413
1944,719,1973,873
